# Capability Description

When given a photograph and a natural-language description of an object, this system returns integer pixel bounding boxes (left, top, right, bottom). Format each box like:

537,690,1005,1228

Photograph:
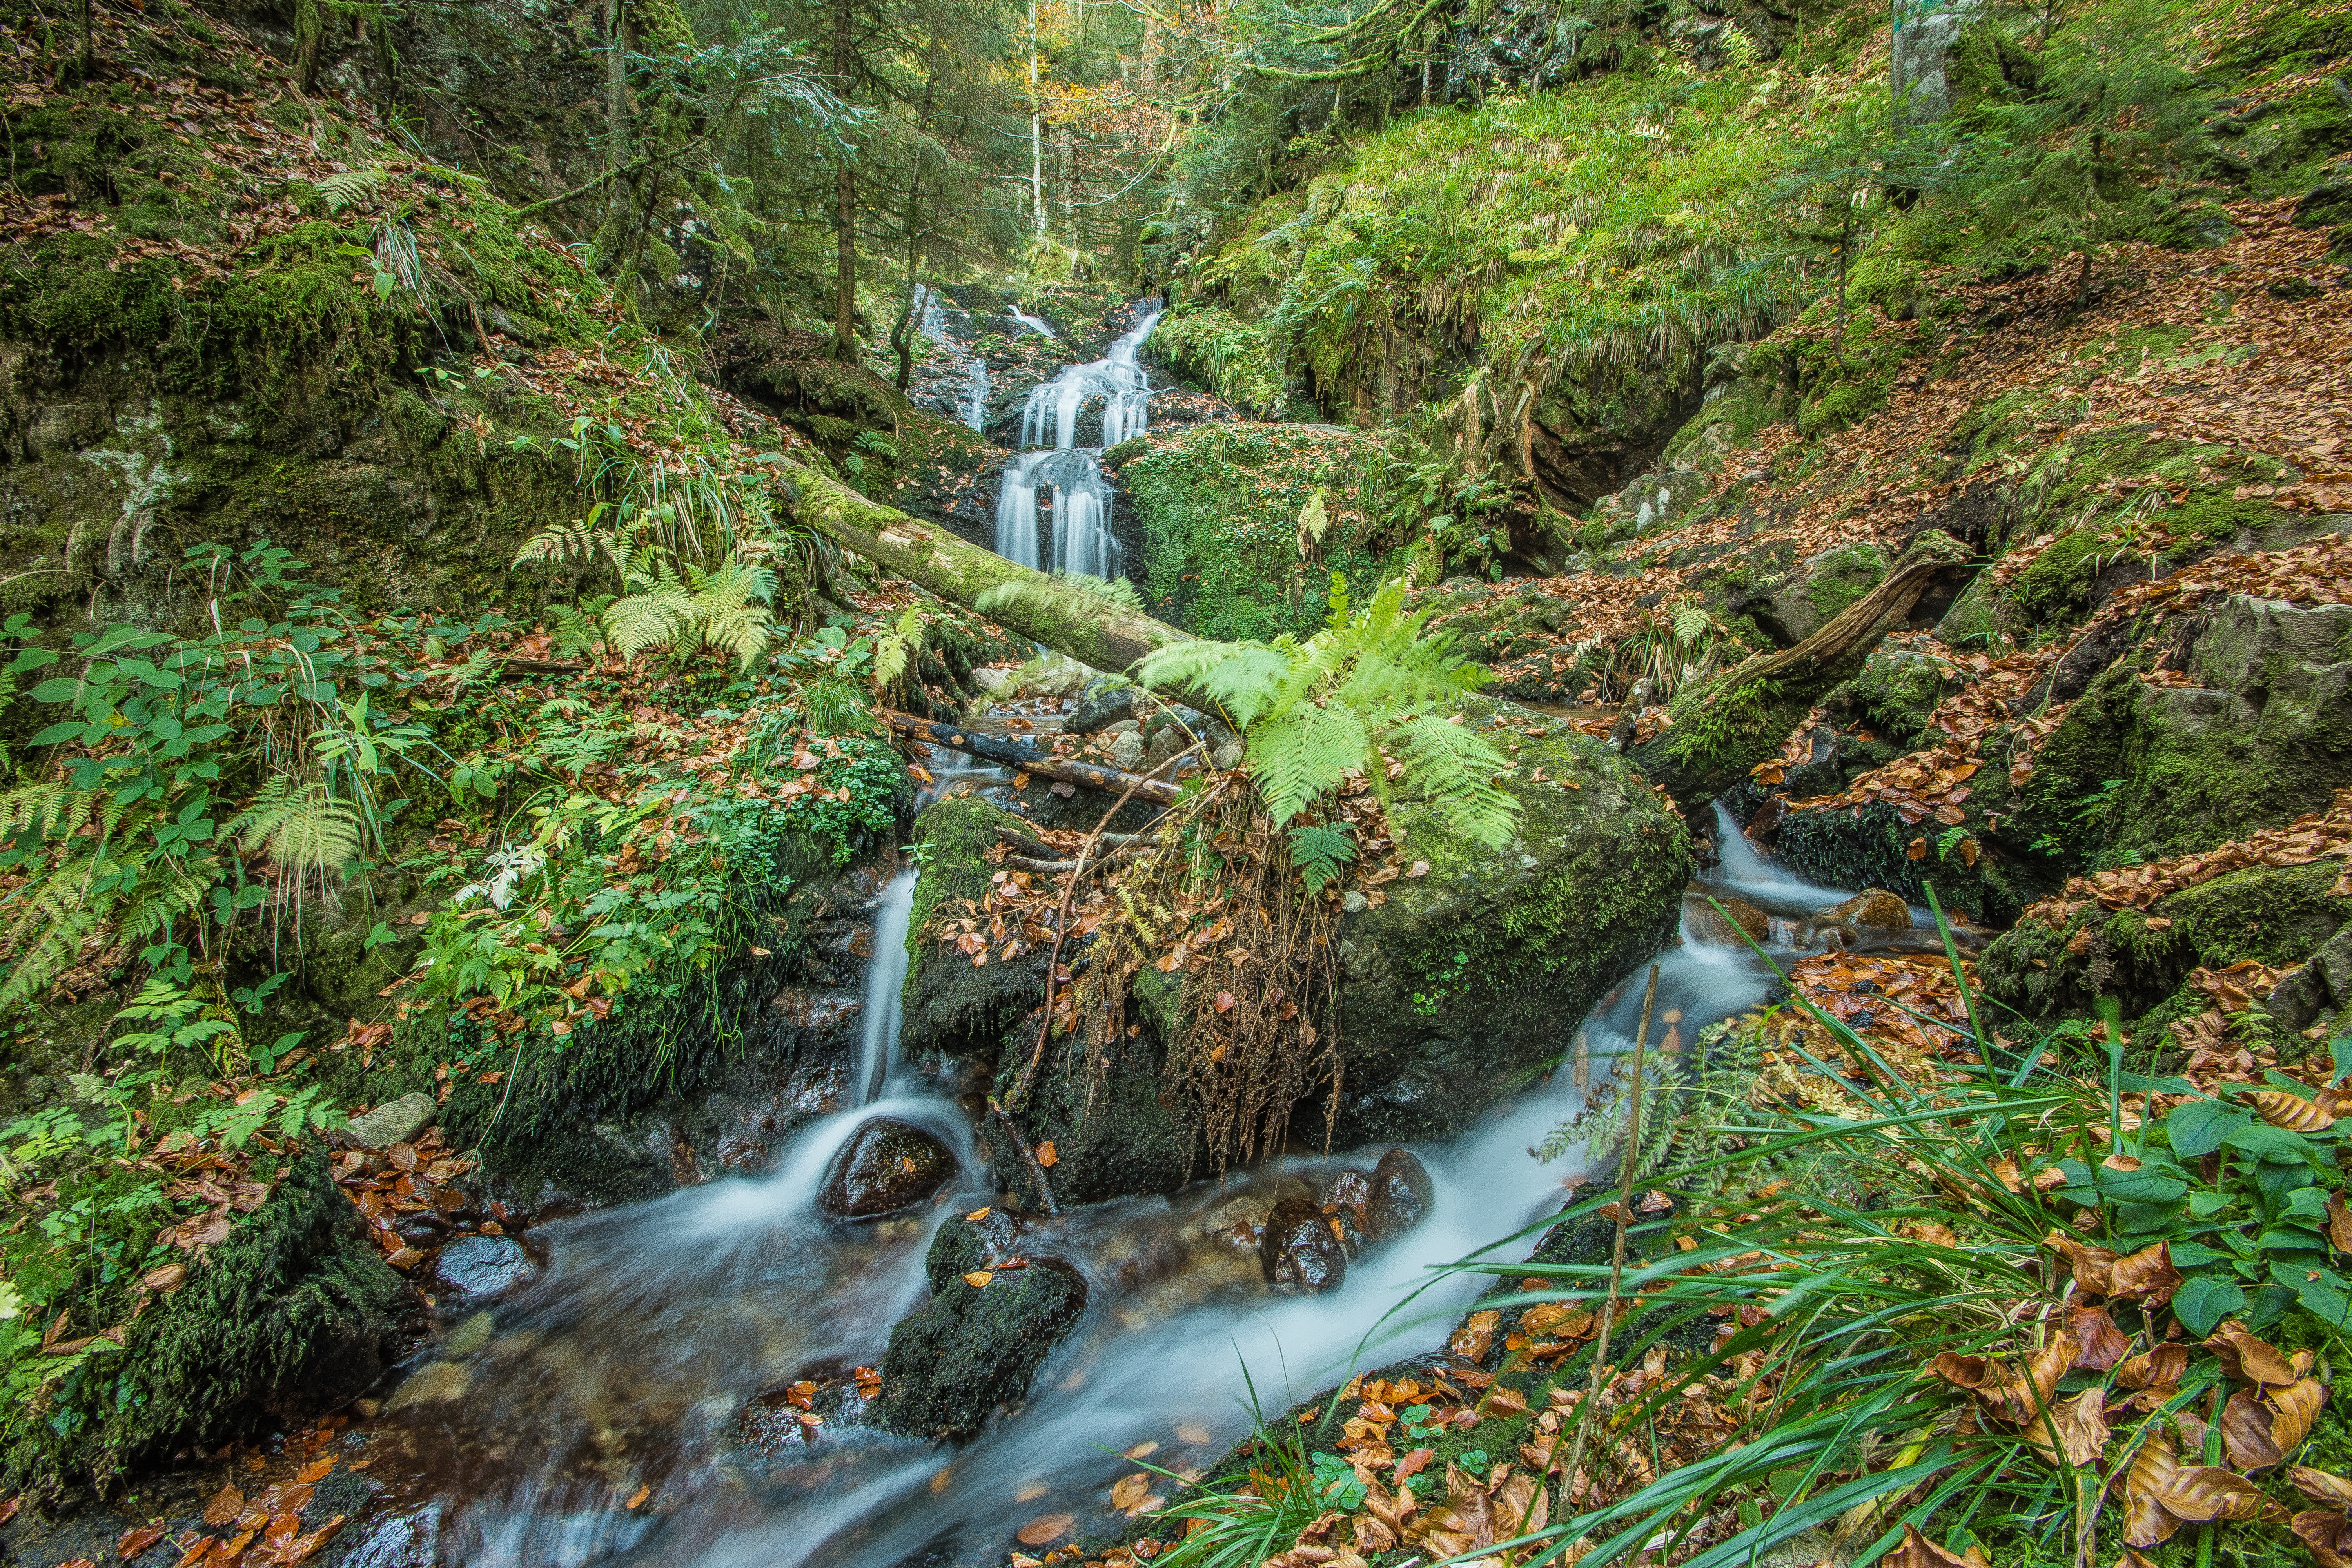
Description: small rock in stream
1067,679,1139,733
820,1116,959,1218
1818,888,1913,934
1362,1147,1436,1242
431,1234,539,1300
1684,894,1770,947
1259,1197,1348,1293
343,1091,437,1149
875,1209,1088,1442
1105,730,1147,771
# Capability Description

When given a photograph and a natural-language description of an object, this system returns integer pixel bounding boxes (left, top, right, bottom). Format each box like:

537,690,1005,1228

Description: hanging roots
1137,791,1345,1176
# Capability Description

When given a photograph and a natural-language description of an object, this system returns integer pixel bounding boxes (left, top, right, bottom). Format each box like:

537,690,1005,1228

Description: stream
352,789,1884,1568
348,314,1900,1568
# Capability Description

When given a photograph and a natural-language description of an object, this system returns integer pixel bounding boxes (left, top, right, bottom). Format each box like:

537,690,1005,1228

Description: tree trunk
295,0,323,92
1029,0,1046,233
773,462,1194,677
1628,529,1973,810
832,0,858,361
603,0,632,247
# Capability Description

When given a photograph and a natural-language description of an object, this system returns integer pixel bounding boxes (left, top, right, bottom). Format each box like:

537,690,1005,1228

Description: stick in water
1556,962,1660,1525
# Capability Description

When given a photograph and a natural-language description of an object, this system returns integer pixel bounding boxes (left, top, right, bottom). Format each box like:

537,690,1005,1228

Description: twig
989,1100,1060,1218
1556,963,1659,1526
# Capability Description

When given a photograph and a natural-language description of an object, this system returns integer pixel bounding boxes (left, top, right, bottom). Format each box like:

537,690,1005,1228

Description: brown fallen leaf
293,1457,335,1486
204,1485,245,1530
2106,1241,2181,1306
2220,1388,2284,1473
2114,1344,2188,1390
2332,1193,2352,1254
2207,1321,2310,1386
2068,1303,2132,1372
2022,1386,2108,1469
1110,1474,1151,1511
2152,1465,2290,1525
1887,1524,1991,1568
625,1485,650,1510
2245,1089,2337,1132
2273,1376,2327,1457
2125,1429,2186,1547
962,1271,994,1288
1035,1142,1058,1168
1449,1309,1499,1362
1015,1513,1074,1546
118,1525,170,1561
1393,1448,1435,1481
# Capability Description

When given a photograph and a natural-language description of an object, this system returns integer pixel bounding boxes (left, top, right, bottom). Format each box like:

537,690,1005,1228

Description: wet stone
820,1116,958,1218
1685,894,1770,947
1818,888,1912,934
431,1234,539,1300
1259,1197,1348,1293
1067,679,1139,734
1362,1147,1436,1243
343,1092,436,1150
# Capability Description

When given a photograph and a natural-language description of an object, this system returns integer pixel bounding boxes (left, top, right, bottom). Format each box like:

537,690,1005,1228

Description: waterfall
991,307,1161,582
854,869,920,1105
910,286,992,434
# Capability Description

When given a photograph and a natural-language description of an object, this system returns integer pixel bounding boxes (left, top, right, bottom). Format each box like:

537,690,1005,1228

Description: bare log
881,709,1184,806
1629,528,1974,811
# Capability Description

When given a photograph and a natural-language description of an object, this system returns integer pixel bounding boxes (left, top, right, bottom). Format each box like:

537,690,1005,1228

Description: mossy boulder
1328,696,1691,1146
5,1153,407,1491
2017,595,2352,868
872,1212,1088,1442
1977,859,2352,1041
1756,543,1889,646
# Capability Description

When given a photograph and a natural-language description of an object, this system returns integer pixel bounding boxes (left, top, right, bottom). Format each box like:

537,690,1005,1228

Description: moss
2007,526,2110,626
873,1218,1087,1442
1331,698,1691,1145
1775,798,2039,924
1977,860,2350,1030
1802,543,1889,622
1830,646,1964,752
5,1153,407,1490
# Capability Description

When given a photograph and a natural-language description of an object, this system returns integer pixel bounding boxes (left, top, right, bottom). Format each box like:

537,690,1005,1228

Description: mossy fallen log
1631,529,1974,811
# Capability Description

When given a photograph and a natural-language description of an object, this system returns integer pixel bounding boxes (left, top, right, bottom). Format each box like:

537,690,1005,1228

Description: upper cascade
1018,309,1161,452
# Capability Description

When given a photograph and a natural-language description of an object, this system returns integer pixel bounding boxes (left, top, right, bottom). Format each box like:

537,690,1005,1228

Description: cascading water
350,795,1894,1568
909,287,992,434
989,307,1160,581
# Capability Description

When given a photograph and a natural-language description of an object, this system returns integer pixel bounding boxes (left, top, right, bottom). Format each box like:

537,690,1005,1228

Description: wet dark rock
1067,678,1140,734
874,1211,1088,1442
1362,1148,1436,1243
1818,889,1912,934
1259,1197,1348,1293
820,1117,958,1218
430,1234,539,1300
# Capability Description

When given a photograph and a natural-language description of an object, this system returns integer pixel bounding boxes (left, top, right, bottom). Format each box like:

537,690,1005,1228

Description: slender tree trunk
893,167,924,392
1140,10,1157,86
831,0,858,361
295,0,323,92
78,0,92,76
1029,0,1046,234
603,0,630,237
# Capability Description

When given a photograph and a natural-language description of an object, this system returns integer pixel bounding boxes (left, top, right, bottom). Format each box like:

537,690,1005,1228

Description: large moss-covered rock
2018,595,2352,867
4,1153,407,1490
1755,543,1889,646
1330,697,1690,1144
872,1211,1088,1442
1978,859,2352,1039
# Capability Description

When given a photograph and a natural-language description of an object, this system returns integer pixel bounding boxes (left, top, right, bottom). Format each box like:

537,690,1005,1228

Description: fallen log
882,710,1184,806
773,461,1195,676
1630,528,1974,811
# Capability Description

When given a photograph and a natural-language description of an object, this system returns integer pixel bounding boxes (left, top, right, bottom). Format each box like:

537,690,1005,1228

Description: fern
314,166,392,212
975,569,1145,618
548,597,612,662
873,604,926,688
226,777,362,874
685,557,777,670
601,548,775,670
1135,573,1522,849
1287,822,1356,893
513,520,616,569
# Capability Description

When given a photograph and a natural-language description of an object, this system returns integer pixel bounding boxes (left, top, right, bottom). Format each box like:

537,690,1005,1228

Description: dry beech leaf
2298,1467,2352,1510
2220,1388,2285,1473
117,1526,170,1561
2153,1466,2291,1525
2294,1508,2352,1568
1930,1352,1993,1389
1015,1514,1073,1546
2068,1303,2133,1372
2115,1344,2189,1391
962,1271,994,1288
203,1485,244,1530
1034,1142,1058,1168
2245,1089,2337,1132
2331,1193,2352,1253
2208,1321,2309,1386
2107,1241,2182,1305
2023,1387,2108,1469
1887,1524,1991,1568
2044,1231,2120,1293
1109,1474,1151,1511
2273,1377,2328,1456
2125,1429,2184,1548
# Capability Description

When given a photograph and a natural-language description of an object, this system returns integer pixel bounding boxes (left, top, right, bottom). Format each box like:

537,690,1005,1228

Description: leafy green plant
1134,573,1519,847
1287,821,1356,893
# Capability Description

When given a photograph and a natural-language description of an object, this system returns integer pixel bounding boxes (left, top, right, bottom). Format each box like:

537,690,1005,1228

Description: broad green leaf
2165,1100,2250,1158
2171,1274,2247,1337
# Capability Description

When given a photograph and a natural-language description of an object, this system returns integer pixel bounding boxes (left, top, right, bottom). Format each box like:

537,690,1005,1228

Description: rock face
1067,678,1140,733
873,1211,1088,1442
820,1117,959,1218
1362,1147,1436,1243
1259,1198,1348,1293
1755,543,1890,646
430,1235,539,1301
1818,889,1912,934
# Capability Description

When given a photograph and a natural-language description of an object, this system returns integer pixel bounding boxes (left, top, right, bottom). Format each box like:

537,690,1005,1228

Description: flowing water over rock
911,287,992,433
346,789,1906,1568
990,309,1160,579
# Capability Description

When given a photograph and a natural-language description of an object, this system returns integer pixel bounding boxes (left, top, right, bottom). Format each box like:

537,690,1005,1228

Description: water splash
1700,800,1856,915
1016,310,1160,452
911,286,993,434
1007,305,1058,338
854,870,919,1106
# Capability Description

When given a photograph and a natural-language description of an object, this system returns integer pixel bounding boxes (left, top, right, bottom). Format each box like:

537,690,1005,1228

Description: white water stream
365,802,1877,1568
990,308,1160,581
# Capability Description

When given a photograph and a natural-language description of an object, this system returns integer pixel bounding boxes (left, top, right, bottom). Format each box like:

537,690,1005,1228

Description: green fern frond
227,777,362,873
1247,702,1368,827
314,166,392,212
512,521,612,569
1287,822,1356,893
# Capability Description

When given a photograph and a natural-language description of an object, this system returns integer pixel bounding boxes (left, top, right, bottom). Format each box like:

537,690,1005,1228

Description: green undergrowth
1122,423,1403,639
